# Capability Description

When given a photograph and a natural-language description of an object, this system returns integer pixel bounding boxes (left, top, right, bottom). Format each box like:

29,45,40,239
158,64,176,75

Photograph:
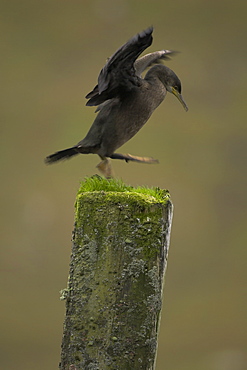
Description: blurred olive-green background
1,0,247,369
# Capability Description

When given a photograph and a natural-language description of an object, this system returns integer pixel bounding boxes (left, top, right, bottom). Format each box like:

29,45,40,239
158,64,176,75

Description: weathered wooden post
59,176,173,370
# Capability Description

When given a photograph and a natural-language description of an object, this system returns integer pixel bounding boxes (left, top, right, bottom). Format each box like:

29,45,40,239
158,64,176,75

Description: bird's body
45,27,188,177
81,74,166,156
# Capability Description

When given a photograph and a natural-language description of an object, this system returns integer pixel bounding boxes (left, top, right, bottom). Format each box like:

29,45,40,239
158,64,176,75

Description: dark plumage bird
45,27,188,177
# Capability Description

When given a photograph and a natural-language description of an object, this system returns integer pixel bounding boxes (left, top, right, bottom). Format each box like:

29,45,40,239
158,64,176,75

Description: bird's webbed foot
110,152,159,164
96,157,114,178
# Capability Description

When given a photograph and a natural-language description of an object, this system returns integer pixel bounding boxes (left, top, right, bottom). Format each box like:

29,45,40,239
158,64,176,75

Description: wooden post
59,177,173,370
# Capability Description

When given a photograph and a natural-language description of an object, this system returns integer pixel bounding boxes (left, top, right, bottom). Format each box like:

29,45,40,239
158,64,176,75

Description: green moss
77,175,170,204
59,288,69,301
74,177,171,252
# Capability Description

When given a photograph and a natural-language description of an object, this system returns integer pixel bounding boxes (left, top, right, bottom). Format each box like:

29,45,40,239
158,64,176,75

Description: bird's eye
174,85,178,90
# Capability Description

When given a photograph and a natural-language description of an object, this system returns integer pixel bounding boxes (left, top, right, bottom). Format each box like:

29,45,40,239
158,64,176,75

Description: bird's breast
99,82,166,156
118,82,166,130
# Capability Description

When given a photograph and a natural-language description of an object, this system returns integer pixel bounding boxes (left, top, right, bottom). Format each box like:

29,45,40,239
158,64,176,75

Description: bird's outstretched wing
94,50,177,113
85,27,153,106
134,50,176,76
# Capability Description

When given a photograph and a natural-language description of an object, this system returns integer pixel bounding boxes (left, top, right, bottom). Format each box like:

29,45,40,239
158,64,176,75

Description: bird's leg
96,156,114,178
110,152,159,164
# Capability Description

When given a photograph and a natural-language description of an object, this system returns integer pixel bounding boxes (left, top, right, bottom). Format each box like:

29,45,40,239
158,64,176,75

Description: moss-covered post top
76,175,170,208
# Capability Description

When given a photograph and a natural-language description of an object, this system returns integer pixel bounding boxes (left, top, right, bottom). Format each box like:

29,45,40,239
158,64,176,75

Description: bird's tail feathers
45,147,79,164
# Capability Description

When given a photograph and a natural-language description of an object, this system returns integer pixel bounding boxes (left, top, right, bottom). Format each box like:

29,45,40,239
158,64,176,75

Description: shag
45,27,188,177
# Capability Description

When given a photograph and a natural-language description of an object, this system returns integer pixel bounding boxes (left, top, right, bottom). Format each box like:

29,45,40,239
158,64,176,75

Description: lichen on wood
59,176,173,370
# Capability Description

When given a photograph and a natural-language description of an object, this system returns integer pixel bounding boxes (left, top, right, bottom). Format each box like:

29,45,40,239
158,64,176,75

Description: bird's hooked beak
170,87,188,112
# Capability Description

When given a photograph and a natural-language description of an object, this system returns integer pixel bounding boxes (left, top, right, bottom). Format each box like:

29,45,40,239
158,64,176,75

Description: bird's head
147,65,188,111
165,74,188,112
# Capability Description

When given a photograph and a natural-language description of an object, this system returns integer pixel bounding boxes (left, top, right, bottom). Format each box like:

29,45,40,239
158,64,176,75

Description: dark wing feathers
85,27,153,106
